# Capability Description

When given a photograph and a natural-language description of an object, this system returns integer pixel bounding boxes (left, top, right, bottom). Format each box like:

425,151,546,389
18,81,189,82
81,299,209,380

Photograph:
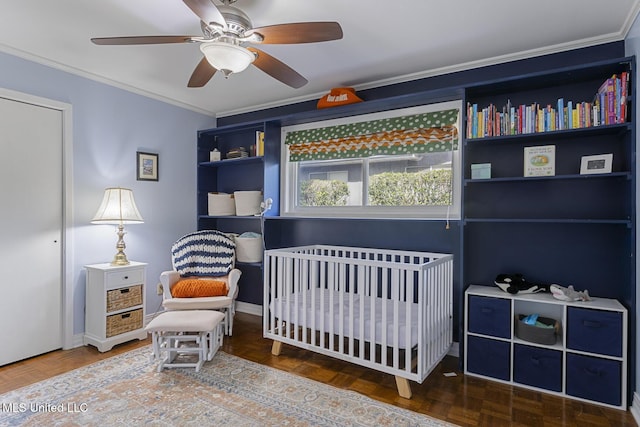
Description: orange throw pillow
171,279,228,298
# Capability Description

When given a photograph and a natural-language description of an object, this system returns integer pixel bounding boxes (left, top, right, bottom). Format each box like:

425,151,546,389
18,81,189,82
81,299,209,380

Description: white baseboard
448,341,459,358
631,392,640,423
236,301,262,316
71,333,85,349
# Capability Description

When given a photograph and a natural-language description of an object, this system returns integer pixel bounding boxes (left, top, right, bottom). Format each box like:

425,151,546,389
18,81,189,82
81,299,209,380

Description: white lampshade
200,42,255,75
91,187,144,225
92,187,143,266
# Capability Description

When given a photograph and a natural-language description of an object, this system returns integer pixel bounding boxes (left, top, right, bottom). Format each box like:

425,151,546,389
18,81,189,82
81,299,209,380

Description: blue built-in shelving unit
198,42,635,403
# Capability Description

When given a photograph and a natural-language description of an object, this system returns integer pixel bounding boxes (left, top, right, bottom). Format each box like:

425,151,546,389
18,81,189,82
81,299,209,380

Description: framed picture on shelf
580,153,612,175
136,151,159,181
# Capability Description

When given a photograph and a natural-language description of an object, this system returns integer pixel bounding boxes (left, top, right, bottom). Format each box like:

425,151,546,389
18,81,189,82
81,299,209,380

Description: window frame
280,101,462,220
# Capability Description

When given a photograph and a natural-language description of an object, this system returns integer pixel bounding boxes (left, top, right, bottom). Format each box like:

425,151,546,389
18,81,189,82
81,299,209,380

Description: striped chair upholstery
171,230,235,277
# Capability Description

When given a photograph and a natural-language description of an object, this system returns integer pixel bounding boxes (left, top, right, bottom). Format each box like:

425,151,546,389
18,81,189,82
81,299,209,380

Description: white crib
263,244,454,398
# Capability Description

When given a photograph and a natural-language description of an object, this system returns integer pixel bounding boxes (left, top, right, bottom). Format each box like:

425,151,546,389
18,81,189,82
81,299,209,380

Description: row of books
466,72,629,139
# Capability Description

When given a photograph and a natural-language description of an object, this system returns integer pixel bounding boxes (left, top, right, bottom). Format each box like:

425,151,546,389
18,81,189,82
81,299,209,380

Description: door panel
0,96,62,366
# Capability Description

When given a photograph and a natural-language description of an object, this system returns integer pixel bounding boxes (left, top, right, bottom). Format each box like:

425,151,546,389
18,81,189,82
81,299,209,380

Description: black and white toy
494,273,550,294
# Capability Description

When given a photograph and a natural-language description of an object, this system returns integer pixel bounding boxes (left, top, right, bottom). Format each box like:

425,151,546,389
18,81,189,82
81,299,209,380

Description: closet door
0,96,62,365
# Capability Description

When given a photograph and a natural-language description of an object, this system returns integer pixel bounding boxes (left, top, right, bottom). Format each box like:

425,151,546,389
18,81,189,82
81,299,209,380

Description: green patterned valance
285,109,459,162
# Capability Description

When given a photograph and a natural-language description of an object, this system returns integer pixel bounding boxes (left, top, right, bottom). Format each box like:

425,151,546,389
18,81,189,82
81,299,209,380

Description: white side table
84,262,147,352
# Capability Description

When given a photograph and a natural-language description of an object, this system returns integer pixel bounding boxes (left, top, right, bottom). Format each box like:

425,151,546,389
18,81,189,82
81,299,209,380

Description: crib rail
263,245,453,387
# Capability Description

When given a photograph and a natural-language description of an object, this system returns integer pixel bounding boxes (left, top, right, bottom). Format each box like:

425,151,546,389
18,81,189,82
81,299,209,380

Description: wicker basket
106,285,142,312
106,309,143,338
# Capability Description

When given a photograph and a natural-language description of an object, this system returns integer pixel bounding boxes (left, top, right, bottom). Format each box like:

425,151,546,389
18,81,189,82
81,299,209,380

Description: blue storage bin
513,344,562,392
567,307,623,357
468,295,511,338
466,335,510,380
566,353,621,406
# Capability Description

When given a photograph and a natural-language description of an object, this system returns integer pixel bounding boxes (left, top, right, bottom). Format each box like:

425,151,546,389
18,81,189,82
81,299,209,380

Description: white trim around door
0,87,74,350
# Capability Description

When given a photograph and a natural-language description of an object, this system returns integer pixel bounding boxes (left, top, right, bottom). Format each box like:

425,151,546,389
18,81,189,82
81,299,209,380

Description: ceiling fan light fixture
200,42,255,74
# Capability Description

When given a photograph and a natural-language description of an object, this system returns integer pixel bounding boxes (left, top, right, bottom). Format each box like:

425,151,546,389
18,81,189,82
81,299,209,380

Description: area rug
0,347,455,426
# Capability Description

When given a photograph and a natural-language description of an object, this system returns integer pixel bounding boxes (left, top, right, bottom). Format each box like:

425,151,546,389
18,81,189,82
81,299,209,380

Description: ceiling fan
91,0,343,88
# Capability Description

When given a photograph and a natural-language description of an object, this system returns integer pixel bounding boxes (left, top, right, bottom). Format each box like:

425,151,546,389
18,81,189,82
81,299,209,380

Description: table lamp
91,187,144,265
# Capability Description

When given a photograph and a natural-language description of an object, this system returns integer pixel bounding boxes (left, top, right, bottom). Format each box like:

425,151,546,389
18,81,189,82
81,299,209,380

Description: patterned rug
0,347,455,426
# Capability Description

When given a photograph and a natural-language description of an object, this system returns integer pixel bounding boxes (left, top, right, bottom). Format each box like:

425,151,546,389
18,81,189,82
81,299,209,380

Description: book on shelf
620,71,629,123
598,76,616,125
255,131,265,156
524,145,555,177
466,71,629,139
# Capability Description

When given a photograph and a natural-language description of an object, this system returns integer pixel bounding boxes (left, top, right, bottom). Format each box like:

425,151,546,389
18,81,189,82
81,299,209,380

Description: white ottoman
145,310,225,372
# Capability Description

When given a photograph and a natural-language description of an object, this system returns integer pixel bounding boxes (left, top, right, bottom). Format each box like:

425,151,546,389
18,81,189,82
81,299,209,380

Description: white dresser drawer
105,268,144,289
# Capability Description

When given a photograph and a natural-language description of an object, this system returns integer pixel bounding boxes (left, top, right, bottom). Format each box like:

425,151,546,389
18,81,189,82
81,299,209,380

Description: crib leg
271,340,283,356
395,376,412,399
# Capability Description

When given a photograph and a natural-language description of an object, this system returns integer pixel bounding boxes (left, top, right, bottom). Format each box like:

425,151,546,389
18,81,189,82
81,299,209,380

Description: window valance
285,109,459,162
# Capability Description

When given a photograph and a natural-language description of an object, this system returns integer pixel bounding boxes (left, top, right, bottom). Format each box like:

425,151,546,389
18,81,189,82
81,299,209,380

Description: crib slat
381,265,389,368
328,259,335,352
347,261,353,357
368,265,375,365
293,257,299,342
405,268,413,375
392,267,400,371
274,255,281,338
357,263,365,360
310,258,318,347
319,258,326,349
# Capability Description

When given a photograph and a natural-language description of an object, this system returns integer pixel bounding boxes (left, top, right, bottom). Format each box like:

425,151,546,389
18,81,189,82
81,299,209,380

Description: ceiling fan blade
182,0,227,29
247,22,343,44
91,36,197,45
248,47,307,89
188,57,217,87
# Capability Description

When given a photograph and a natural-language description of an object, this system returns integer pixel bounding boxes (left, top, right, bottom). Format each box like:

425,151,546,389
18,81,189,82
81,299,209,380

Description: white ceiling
1,0,639,117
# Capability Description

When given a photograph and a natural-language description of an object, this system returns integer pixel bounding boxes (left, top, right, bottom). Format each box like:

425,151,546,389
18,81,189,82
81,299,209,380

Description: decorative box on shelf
84,261,147,352
471,163,491,179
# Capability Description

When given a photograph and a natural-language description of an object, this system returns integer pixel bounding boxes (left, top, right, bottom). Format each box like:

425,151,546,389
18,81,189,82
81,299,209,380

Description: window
281,101,462,219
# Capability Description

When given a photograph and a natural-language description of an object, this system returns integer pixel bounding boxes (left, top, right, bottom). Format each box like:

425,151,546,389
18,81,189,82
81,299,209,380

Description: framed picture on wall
136,151,159,181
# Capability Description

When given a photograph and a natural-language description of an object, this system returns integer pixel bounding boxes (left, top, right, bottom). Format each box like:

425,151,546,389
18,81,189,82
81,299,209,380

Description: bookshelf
196,121,280,306
462,57,635,407
466,70,628,139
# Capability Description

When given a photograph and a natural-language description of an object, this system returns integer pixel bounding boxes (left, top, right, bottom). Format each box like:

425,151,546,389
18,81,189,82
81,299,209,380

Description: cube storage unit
464,285,628,409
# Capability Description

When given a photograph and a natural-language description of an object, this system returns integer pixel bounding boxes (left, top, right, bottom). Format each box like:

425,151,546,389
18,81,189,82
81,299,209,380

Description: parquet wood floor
0,312,636,426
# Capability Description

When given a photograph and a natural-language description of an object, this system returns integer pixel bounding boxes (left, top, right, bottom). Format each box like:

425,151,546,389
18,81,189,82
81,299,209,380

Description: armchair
160,230,241,335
